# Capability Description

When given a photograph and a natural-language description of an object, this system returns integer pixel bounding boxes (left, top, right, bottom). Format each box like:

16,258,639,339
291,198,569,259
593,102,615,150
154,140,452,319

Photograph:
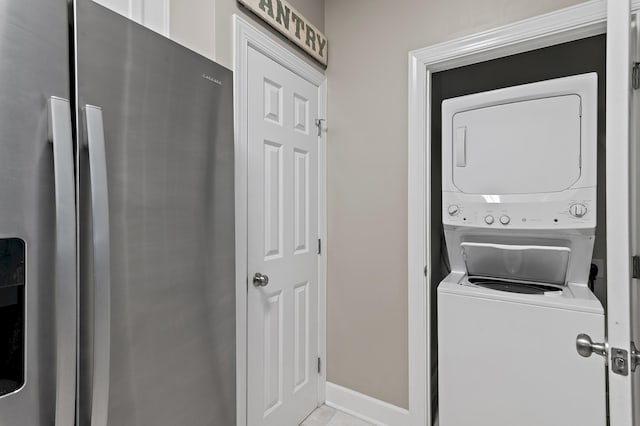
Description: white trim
325,383,410,426
407,54,429,426
411,1,606,73
162,0,170,37
128,0,170,37
233,14,327,426
317,77,328,403
129,0,143,22
408,0,640,424
210,0,216,63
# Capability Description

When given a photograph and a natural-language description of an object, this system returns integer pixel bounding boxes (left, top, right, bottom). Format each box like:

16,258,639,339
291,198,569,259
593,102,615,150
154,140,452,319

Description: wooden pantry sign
238,0,328,66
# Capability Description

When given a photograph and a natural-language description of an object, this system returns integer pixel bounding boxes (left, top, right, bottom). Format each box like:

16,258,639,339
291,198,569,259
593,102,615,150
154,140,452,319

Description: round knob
448,204,460,216
500,215,511,225
576,333,607,358
569,203,587,218
484,215,495,225
253,272,269,287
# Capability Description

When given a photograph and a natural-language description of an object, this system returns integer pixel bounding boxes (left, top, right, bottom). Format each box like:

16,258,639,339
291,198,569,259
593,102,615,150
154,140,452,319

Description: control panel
442,189,596,230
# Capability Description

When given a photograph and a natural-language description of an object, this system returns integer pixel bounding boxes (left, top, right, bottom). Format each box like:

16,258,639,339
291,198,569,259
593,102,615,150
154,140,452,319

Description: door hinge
633,255,640,279
318,238,322,255
633,63,640,90
315,119,325,137
317,357,321,374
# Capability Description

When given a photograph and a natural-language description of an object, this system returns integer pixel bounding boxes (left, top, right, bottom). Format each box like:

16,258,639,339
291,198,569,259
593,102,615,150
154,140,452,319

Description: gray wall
170,0,324,69
169,0,594,412
324,0,587,409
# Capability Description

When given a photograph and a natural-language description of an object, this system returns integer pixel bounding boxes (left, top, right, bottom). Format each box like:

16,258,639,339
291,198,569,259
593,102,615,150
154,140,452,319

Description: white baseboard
325,382,410,426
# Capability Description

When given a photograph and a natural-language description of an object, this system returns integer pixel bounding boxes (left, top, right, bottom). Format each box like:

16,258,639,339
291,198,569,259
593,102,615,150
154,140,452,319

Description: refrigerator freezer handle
84,105,111,426
48,97,77,426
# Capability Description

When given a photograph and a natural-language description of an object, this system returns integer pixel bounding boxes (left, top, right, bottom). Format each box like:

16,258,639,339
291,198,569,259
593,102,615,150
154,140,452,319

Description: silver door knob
576,334,607,358
253,272,269,287
632,342,640,373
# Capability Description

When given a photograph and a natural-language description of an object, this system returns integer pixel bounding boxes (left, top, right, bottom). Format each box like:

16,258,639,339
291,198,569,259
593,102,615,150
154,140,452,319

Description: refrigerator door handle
84,105,111,426
48,97,77,426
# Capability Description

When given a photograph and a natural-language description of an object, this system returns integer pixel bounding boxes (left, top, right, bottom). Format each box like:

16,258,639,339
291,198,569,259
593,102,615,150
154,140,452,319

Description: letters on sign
238,0,328,66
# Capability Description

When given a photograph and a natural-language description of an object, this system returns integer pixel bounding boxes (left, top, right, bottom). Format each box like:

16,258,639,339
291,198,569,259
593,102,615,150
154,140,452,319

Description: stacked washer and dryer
437,73,607,426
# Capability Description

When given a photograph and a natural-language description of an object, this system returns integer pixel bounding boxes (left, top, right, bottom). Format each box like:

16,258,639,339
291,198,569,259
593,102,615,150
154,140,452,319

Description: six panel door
247,46,320,426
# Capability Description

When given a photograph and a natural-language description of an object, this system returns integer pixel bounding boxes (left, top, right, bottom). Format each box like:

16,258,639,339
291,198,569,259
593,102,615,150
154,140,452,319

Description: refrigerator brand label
202,74,223,85
238,0,328,66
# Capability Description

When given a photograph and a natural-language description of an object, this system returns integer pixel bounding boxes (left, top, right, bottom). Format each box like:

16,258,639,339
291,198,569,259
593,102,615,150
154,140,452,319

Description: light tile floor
300,405,374,426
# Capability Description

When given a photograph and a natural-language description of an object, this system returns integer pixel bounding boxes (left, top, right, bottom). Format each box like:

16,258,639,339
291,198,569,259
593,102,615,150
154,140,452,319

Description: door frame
129,0,170,36
233,14,328,426
408,0,640,424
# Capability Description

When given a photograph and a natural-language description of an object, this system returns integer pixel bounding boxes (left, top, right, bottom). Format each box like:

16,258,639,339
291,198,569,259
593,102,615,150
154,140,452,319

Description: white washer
437,73,606,426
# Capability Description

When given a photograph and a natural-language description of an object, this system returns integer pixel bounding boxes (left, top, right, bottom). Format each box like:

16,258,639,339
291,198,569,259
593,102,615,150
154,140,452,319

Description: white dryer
437,73,606,426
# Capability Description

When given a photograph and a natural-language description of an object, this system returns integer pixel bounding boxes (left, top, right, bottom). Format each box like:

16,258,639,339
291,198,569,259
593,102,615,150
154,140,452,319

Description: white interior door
606,1,640,425
247,46,319,426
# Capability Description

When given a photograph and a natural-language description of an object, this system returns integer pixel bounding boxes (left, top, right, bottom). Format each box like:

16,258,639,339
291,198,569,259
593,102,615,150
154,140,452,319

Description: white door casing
91,0,170,36
607,2,639,425
245,43,322,426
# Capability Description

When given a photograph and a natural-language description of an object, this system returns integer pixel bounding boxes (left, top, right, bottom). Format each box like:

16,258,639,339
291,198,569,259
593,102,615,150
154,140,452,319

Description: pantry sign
238,0,328,66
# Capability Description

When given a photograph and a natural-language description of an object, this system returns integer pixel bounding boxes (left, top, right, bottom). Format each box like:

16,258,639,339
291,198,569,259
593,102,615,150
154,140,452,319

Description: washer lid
461,242,571,285
451,94,582,194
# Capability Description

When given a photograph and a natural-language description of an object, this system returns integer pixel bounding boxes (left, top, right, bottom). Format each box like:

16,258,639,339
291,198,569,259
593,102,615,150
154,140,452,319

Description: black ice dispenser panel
0,239,25,396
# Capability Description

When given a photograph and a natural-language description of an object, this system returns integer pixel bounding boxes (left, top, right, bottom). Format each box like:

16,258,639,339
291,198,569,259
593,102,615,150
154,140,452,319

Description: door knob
253,272,269,287
632,342,640,373
576,334,607,358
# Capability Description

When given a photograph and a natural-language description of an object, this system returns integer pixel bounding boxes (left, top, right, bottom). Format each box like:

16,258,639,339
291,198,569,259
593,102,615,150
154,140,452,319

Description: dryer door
451,95,582,194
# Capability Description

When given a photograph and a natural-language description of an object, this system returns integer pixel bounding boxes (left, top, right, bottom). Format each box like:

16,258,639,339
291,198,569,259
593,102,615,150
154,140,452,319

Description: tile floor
300,405,373,426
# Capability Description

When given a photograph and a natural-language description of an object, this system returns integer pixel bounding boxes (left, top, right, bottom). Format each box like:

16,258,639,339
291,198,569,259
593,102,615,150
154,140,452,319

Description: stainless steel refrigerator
0,0,236,424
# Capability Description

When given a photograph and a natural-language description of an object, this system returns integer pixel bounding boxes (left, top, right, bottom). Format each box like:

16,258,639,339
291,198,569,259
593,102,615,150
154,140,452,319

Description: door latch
611,343,640,376
611,348,629,376
633,63,640,90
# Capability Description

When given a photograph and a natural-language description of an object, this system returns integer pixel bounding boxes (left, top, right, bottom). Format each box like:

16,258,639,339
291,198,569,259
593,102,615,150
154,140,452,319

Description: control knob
484,215,495,225
569,204,587,218
500,215,511,225
448,204,460,216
